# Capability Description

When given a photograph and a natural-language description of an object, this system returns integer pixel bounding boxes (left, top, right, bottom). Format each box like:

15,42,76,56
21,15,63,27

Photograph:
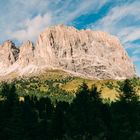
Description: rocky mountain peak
2,40,19,53
33,25,135,79
0,25,136,80
19,40,34,54
0,40,19,68
17,40,34,67
2,40,14,48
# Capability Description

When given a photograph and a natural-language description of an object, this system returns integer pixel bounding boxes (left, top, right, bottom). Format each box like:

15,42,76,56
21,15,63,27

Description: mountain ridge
0,25,136,80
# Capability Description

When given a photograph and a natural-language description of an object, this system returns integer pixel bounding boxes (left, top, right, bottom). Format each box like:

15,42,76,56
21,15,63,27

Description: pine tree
118,79,139,102
111,79,140,140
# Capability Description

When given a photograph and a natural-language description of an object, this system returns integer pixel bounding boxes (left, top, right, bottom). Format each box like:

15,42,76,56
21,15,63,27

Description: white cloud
132,47,140,55
7,14,51,41
47,0,108,26
131,55,140,62
124,42,140,49
122,29,140,44
60,0,108,23
91,1,140,31
0,0,50,42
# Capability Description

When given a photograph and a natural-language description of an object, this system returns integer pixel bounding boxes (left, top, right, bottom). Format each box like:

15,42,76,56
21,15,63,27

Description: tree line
0,79,140,140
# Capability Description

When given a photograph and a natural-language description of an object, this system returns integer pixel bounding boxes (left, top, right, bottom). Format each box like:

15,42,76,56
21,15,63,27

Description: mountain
0,25,136,80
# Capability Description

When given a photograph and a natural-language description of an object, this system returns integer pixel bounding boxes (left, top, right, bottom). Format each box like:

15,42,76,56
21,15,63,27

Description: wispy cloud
0,0,107,42
7,14,51,42
91,1,140,28
58,0,108,23
132,45,140,55
0,0,50,42
131,55,140,62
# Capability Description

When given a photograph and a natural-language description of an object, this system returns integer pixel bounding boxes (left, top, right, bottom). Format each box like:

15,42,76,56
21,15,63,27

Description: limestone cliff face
34,25,135,79
0,25,136,79
17,40,34,67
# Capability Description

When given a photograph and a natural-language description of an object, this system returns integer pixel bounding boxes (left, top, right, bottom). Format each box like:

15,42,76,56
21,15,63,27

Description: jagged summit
0,25,136,80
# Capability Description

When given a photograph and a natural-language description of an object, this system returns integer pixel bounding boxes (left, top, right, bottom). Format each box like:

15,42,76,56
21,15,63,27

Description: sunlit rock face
17,40,34,67
0,25,136,79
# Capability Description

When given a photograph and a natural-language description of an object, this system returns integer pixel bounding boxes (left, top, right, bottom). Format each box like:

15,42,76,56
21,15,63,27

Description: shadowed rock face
0,25,136,79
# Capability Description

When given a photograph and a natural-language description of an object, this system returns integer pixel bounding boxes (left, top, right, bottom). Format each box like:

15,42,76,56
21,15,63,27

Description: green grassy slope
0,70,139,102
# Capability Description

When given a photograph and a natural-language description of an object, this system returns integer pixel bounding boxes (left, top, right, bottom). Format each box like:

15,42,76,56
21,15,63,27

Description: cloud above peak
7,14,51,42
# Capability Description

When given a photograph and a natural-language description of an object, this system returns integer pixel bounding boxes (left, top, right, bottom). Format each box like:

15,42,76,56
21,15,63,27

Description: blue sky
0,0,140,75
